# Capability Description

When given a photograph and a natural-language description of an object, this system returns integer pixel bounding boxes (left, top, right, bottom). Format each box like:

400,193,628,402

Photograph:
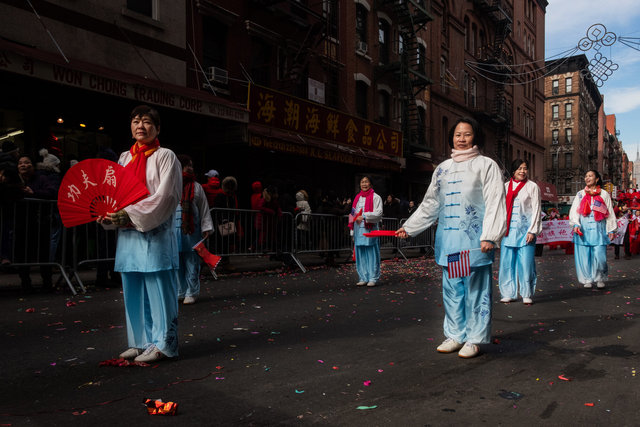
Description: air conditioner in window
552,139,558,145
206,66,229,85
356,41,368,54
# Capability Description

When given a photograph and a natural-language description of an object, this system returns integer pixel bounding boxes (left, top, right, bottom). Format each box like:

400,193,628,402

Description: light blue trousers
355,243,380,283
574,244,608,284
442,264,492,344
177,251,201,298
498,245,537,299
121,270,179,357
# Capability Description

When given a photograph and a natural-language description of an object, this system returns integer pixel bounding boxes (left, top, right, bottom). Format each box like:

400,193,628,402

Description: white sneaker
584,282,593,288
596,281,605,289
500,297,513,303
356,281,366,286
437,338,464,353
134,345,167,363
458,342,480,358
119,348,142,359
183,296,197,304
367,281,376,287
522,297,533,305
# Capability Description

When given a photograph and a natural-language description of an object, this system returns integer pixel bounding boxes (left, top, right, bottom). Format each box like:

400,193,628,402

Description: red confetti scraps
558,374,571,381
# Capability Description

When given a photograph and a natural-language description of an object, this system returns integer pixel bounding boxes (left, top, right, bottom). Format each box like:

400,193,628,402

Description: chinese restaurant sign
248,84,402,156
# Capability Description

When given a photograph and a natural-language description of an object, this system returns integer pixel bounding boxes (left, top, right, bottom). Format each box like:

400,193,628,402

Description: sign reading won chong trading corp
248,84,402,157
0,45,248,123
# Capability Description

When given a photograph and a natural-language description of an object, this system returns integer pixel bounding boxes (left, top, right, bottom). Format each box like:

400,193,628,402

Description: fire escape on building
248,0,332,96
472,0,512,169
375,0,434,158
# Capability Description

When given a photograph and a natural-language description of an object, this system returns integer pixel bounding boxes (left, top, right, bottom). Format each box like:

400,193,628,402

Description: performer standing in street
99,105,182,363
396,117,506,358
349,176,383,287
175,154,213,305
569,170,616,289
498,159,542,305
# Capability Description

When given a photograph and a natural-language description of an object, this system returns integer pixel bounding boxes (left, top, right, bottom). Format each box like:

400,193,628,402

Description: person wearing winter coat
295,189,312,249
202,169,224,207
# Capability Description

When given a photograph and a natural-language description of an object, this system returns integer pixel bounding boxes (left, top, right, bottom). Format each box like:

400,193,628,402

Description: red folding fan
57,158,149,227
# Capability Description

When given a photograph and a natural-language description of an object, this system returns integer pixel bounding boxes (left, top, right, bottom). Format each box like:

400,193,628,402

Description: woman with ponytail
349,176,383,287
498,159,541,305
569,170,616,289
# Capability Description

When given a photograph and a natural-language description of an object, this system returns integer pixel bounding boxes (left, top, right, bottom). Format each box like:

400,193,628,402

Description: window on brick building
564,178,572,194
417,43,426,75
552,79,558,95
356,80,368,119
552,129,559,144
564,152,572,169
127,0,155,18
552,105,559,119
565,77,572,93
565,103,572,119
323,0,339,39
565,128,572,143
464,17,470,51
202,16,227,71
378,19,389,64
356,4,368,45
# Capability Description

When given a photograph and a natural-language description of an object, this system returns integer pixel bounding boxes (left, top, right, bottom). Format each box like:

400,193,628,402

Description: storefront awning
537,181,558,203
248,123,402,171
0,38,248,123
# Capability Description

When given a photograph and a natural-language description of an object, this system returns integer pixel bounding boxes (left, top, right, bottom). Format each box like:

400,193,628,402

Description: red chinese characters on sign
248,84,402,156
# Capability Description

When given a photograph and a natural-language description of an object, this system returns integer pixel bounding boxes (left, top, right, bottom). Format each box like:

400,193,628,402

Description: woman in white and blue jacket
498,159,541,305
569,170,616,289
396,117,506,359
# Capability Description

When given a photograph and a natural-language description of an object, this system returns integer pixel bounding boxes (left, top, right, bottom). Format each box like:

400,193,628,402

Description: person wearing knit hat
205,169,219,178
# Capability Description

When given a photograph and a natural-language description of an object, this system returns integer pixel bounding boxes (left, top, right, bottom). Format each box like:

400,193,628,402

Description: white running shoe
522,297,533,305
437,338,464,353
596,281,605,289
584,282,593,288
458,342,480,358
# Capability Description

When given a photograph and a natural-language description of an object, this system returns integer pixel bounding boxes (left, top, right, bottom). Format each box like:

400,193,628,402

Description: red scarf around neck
181,171,196,235
578,186,609,222
505,178,526,236
349,188,375,230
125,139,160,189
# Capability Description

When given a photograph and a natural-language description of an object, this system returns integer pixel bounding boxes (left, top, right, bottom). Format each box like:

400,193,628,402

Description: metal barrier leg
58,264,81,295
288,253,307,273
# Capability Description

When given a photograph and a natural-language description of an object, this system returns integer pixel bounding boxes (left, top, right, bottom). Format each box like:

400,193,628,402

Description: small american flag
592,199,608,216
447,250,470,278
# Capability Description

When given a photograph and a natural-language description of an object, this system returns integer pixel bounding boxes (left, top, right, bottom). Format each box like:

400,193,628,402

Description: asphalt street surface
1,247,639,426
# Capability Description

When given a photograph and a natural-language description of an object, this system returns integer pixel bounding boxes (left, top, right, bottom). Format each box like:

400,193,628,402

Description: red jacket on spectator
202,176,224,207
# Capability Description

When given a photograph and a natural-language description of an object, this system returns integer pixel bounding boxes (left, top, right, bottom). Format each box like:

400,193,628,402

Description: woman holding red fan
99,105,182,363
349,176,383,287
569,170,616,289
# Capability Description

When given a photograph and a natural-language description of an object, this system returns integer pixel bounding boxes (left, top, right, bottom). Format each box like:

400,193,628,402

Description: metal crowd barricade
209,207,305,272
0,198,79,294
293,213,352,260
397,217,436,257
67,221,117,292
